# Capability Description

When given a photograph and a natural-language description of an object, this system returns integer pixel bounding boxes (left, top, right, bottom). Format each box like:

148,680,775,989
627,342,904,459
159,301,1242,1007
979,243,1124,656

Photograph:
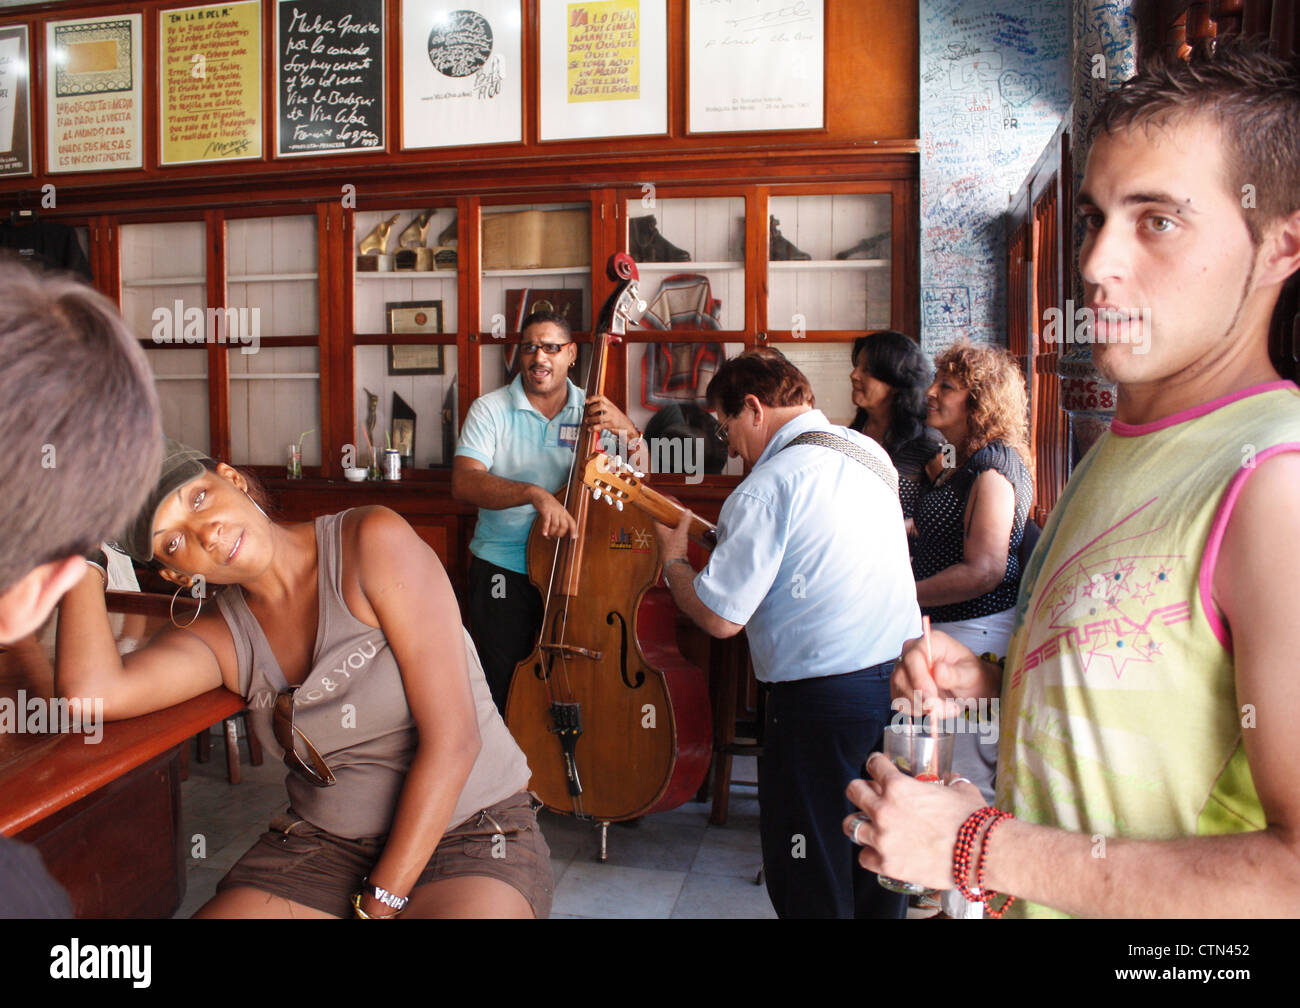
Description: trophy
358,214,399,272
363,387,380,478
396,210,437,271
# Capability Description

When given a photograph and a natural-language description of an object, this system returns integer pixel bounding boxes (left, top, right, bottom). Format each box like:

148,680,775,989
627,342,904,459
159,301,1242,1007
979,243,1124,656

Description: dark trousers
467,557,544,715
758,662,907,919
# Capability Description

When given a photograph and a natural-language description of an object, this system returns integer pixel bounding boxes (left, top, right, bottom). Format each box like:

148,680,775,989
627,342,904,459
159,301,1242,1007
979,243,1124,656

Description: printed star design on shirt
1048,580,1078,621
1027,499,1185,682
1132,635,1163,661
1128,580,1155,604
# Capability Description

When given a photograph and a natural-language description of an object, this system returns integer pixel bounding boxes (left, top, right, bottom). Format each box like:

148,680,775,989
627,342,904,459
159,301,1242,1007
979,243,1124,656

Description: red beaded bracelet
976,811,1017,918
952,806,1000,901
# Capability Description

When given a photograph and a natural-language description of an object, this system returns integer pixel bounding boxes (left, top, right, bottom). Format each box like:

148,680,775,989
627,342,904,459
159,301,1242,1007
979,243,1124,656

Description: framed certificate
386,301,445,375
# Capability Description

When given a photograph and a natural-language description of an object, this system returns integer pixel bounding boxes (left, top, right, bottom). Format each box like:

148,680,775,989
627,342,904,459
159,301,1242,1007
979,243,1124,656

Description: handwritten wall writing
161,2,261,165
276,0,383,156
919,1,1070,355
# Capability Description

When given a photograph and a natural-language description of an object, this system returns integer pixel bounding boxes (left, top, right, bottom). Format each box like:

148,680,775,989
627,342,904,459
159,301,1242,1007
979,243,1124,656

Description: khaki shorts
215,790,553,918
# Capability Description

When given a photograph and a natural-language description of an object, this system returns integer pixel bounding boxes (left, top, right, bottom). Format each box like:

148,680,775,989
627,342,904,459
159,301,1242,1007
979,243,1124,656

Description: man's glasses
518,341,572,356
272,687,336,788
714,415,733,445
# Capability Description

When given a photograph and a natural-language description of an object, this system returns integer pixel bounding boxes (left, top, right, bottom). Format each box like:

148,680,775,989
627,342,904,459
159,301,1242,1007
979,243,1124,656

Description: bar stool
192,710,263,785
705,634,762,826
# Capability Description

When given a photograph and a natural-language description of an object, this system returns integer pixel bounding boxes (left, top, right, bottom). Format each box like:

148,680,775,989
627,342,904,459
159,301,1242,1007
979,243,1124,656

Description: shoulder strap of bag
781,431,899,496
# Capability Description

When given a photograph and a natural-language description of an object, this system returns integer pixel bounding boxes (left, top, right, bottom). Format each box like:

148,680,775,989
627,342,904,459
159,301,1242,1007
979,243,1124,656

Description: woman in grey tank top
56,439,550,919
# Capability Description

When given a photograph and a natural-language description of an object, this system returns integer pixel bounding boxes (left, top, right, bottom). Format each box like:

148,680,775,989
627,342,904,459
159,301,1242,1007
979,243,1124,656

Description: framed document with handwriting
160,2,262,166
46,13,144,172
687,0,824,135
276,0,384,156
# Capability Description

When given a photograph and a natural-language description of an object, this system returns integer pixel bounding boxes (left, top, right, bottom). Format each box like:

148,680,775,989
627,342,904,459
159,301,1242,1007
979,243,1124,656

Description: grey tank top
215,511,531,839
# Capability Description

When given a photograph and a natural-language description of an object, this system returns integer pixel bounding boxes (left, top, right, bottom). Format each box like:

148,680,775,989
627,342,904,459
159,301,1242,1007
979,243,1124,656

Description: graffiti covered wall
920,1,1070,355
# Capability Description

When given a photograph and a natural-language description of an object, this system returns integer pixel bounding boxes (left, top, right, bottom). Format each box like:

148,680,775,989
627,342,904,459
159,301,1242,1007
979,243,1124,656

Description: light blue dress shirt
693,409,922,683
456,375,608,574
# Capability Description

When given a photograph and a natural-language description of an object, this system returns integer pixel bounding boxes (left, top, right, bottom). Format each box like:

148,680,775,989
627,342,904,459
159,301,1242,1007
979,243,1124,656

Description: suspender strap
781,431,899,496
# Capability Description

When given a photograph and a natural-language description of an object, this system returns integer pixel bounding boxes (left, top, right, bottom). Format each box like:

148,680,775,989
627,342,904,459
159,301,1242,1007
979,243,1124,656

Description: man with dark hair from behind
0,259,162,917
849,37,1300,917
653,349,921,918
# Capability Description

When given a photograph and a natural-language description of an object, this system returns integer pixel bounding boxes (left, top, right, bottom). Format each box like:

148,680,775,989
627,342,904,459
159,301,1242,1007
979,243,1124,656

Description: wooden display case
0,0,921,592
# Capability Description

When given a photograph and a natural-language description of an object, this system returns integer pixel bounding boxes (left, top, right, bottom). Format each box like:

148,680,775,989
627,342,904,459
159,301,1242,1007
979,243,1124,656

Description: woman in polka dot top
909,340,1033,918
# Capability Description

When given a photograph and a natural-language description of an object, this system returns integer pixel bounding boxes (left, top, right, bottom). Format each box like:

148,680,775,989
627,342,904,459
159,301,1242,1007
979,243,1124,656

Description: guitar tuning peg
635,299,647,314
603,493,613,506
591,487,601,500
615,500,624,512
633,470,645,479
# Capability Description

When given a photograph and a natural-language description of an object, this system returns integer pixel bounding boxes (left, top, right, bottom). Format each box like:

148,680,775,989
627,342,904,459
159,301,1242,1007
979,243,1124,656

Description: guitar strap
781,431,899,497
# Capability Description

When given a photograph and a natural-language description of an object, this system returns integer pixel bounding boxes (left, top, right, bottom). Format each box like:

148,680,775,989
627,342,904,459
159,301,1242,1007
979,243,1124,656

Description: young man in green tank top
845,38,1300,917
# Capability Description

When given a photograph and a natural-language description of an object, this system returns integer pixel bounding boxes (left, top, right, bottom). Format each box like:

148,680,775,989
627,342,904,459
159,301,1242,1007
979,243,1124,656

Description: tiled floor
175,742,776,919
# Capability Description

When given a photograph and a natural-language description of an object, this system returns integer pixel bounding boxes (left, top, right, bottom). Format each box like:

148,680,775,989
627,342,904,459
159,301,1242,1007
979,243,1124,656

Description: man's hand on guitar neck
653,515,742,639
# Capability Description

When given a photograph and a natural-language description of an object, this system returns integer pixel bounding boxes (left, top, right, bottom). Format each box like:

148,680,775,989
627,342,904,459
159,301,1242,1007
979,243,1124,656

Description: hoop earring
170,583,203,629
245,489,269,520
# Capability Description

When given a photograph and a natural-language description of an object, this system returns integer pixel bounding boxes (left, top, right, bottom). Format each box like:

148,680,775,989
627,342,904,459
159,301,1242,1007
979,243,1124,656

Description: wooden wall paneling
1033,185,1065,523
459,194,482,431
1006,191,1035,464
0,1,918,211
26,12,43,178
746,186,765,339
522,0,538,146
206,208,230,462
827,0,918,142
1187,2,1215,45
321,199,345,476
1272,0,1296,56
667,0,686,138
1242,0,1274,38
261,0,275,162
1143,0,1298,59
385,0,398,155
893,177,920,340
340,200,358,469
95,215,120,303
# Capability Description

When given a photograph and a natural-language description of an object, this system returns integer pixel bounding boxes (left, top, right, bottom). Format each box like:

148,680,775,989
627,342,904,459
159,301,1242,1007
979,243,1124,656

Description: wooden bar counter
0,592,243,918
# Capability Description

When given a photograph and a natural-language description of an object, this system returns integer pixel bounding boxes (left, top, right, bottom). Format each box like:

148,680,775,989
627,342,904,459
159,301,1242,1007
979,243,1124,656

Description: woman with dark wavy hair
910,339,1033,918
848,331,942,521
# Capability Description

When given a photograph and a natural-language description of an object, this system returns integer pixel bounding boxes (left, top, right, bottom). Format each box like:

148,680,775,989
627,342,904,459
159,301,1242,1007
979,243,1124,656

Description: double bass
504,255,713,856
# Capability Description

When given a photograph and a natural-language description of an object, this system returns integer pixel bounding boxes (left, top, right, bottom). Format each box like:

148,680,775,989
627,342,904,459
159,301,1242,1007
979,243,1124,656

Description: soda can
383,449,402,481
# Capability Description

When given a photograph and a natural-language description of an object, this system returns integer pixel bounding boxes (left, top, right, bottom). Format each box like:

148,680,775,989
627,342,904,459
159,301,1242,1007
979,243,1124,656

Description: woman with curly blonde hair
909,340,1034,917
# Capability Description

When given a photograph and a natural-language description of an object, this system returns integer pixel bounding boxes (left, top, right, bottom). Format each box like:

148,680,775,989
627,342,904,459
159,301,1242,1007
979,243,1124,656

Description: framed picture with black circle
386,300,444,375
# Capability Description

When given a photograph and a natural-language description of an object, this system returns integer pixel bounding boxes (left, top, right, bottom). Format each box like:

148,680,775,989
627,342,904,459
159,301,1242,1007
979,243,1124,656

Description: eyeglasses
714,415,733,445
518,341,572,356
272,687,336,788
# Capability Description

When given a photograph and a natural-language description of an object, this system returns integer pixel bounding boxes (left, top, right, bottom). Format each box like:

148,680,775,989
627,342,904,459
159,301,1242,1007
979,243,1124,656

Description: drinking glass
876,721,955,895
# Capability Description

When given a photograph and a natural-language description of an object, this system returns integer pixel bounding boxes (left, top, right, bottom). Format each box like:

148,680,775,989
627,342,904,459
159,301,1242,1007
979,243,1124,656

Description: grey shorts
216,790,553,918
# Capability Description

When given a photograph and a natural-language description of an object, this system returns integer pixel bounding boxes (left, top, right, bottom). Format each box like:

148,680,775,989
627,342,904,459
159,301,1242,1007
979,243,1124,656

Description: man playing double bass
452,310,643,714
653,350,922,919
